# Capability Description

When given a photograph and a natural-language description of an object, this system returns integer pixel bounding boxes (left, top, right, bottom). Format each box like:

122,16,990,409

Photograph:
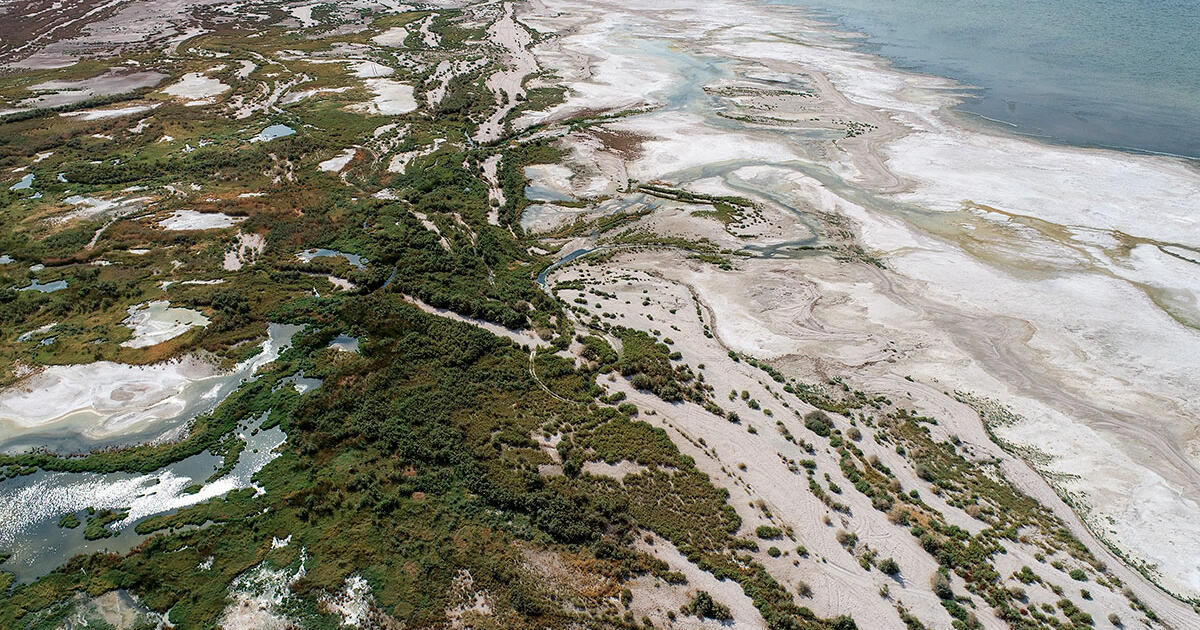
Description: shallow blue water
9,173,33,191
253,123,295,142
16,278,67,293
776,0,1200,158
297,248,367,269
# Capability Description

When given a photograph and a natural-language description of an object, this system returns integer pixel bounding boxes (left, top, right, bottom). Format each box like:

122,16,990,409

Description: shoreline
780,0,1200,162
788,1,1200,165
952,108,1200,163
0,323,299,453
518,0,1200,609
0,0,1196,623
743,10,1200,597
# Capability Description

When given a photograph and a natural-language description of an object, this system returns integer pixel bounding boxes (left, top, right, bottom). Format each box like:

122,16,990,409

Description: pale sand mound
402,295,546,348
60,102,159,121
353,79,416,115
158,209,245,231
349,60,393,78
60,591,164,629
318,148,357,173
372,26,408,47
162,71,230,105
18,70,166,109
49,194,150,226
224,232,266,271
580,460,650,480
220,557,306,630
320,575,377,626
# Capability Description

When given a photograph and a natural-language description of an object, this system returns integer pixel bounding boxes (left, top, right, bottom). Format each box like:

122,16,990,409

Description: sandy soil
220,552,307,629
425,57,487,107
402,294,546,348
15,69,165,108
161,70,230,105
473,1,536,142
480,154,505,224
61,591,164,629
371,25,408,47
509,0,1200,620
318,148,357,173
49,193,150,226
158,209,245,230
60,102,159,120
224,231,265,270
353,78,417,115
630,535,767,629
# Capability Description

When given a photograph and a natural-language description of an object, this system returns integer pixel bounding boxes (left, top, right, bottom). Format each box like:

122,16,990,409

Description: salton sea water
780,0,1200,159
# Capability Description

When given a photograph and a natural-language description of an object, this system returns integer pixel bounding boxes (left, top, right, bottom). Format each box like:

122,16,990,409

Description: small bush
756,525,783,539
662,571,686,585
931,572,953,599
1015,566,1038,584
804,410,832,437
915,463,936,481
687,591,732,621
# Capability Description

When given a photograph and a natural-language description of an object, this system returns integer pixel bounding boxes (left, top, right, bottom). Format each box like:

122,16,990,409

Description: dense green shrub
804,411,832,437
879,557,900,575
687,591,732,621
756,525,783,539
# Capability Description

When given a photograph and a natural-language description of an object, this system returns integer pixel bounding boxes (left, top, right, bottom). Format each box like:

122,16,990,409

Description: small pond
251,124,295,142
296,248,367,270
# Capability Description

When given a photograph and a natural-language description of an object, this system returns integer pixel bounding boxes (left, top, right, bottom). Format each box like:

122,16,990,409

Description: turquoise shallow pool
776,0,1200,159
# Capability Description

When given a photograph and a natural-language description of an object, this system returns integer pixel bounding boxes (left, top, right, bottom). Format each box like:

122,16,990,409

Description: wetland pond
16,278,67,293
0,412,289,582
251,124,296,142
0,323,309,581
296,248,367,269
9,173,33,191
0,323,303,454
